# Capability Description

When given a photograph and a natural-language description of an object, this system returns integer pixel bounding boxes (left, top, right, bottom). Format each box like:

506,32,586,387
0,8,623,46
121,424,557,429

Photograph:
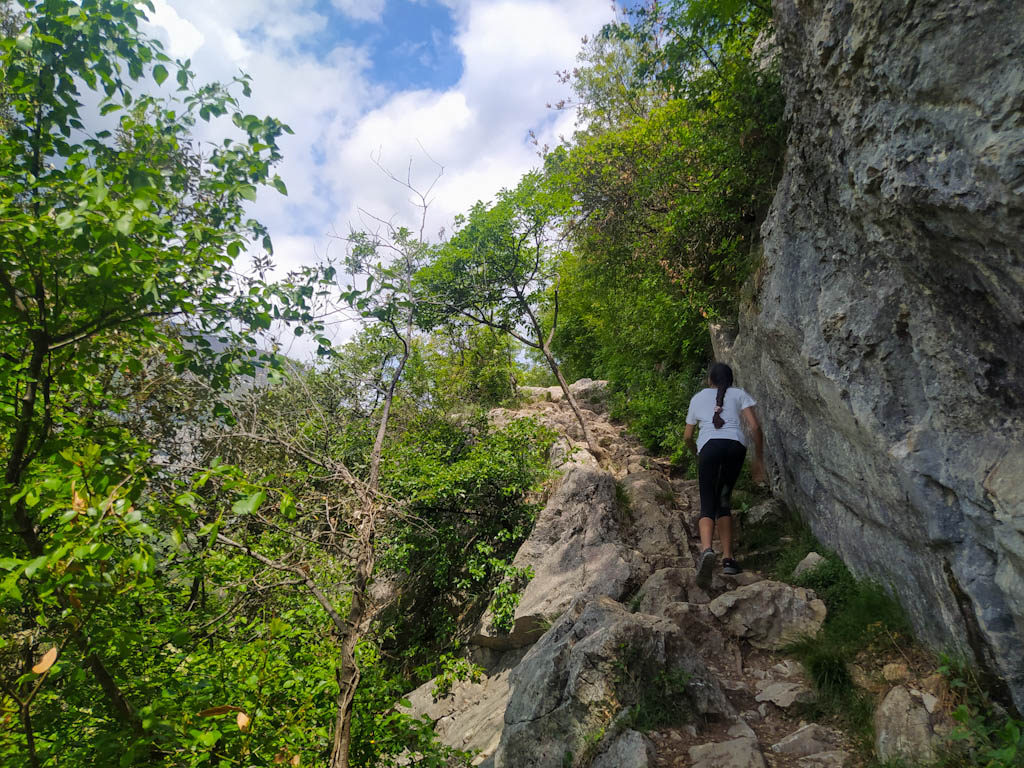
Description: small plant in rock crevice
786,551,912,749
746,503,1020,768
615,480,634,522
612,642,694,731
429,654,485,700
741,502,913,754
489,564,534,633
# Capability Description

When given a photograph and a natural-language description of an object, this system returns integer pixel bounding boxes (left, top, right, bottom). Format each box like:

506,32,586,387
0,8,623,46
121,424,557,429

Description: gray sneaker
696,548,716,591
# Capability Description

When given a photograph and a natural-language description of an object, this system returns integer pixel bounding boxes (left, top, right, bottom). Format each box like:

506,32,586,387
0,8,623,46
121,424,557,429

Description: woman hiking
683,362,765,590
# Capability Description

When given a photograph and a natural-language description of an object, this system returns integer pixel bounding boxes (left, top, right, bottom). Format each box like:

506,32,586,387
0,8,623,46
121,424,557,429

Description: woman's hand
752,457,767,486
683,423,697,454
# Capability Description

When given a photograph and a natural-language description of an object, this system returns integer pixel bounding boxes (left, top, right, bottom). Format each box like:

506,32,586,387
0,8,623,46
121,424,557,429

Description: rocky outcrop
406,381,858,766
402,649,528,760
722,0,1024,709
590,729,654,768
771,723,845,758
471,462,640,650
493,596,731,768
689,738,767,768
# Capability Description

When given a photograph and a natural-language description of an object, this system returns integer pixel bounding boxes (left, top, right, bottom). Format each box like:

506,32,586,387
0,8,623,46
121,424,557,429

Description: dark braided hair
709,362,734,429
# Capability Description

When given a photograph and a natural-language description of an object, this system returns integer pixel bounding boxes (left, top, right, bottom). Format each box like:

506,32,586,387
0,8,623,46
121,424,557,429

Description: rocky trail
404,381,941,767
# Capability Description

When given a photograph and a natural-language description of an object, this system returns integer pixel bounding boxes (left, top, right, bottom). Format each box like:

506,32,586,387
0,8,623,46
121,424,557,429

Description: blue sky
357,1,463,91
144,0,618,353
263,0,465,92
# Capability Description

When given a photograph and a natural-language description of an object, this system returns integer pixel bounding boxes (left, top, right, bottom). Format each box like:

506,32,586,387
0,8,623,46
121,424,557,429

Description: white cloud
147,0,205,58
323,0,613,233
146,0,616,358
332,0,388,23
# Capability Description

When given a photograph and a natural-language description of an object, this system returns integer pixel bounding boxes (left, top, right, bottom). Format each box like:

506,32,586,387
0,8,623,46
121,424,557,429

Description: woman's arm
684,423,697,455
742,406,766,484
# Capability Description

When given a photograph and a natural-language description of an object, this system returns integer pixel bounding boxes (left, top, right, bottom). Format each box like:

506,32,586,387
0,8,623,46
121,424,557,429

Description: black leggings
698,439,747,520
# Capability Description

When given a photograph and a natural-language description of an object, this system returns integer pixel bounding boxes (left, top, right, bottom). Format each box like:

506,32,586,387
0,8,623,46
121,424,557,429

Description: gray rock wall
725,0,1024,709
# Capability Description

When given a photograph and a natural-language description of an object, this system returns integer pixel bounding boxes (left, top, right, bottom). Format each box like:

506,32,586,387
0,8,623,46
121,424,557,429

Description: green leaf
152,63,168,85
238,185,258,202
24,556,49,578
1,566,26,600
196,730,221,747
232,491,266,516
55,211,75,229
83,264,100,276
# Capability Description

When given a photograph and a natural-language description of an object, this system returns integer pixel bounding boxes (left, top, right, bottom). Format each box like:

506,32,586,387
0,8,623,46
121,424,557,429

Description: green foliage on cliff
377,411,555,672
940,657,1024,768
546,0,785,456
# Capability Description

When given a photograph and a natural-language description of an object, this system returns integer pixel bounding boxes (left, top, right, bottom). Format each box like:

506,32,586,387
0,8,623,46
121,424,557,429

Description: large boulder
620,471,694,571
568,378,610,414
755,680,815,709
471,465,644,650
709,581,827,649
688,738,767,768
634,568,702,616
721,0,1024,708
493,596,732,768
771,724,844,757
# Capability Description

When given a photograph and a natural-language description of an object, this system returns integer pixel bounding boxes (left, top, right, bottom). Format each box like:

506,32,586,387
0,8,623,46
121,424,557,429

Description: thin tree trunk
327,528,374,768
542,346,600,458
327,307,414,768
21,700,40,768
516,281,600,459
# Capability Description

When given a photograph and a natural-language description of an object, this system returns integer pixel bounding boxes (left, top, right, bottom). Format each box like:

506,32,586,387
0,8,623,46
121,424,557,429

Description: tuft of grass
769,526,820,579
615,480,633,521
625,667,694,731
613,642,693,730
744,504,1024,767
736,498,810,573
793,553,911,645
784,551,911,741
741,506,913,752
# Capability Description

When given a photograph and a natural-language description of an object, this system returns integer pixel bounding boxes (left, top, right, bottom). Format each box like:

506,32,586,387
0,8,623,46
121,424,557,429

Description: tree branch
214,533,347,634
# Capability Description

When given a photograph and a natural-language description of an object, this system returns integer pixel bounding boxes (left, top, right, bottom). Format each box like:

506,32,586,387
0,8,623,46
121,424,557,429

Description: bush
940,657,1024,768
376,415,556,674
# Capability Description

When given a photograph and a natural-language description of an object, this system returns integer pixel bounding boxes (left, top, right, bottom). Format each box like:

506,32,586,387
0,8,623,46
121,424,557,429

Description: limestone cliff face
724,0,1024,709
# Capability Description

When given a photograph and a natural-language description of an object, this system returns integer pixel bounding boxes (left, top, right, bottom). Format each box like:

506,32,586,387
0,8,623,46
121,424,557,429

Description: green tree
215,160,453,767
422,323,520,409
543,0,783,456
417,171,601,456
552,21,667,137
0,1,318,764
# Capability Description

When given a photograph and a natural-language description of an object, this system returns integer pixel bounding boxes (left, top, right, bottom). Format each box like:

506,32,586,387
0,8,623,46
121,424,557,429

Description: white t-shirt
686,387,757,452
